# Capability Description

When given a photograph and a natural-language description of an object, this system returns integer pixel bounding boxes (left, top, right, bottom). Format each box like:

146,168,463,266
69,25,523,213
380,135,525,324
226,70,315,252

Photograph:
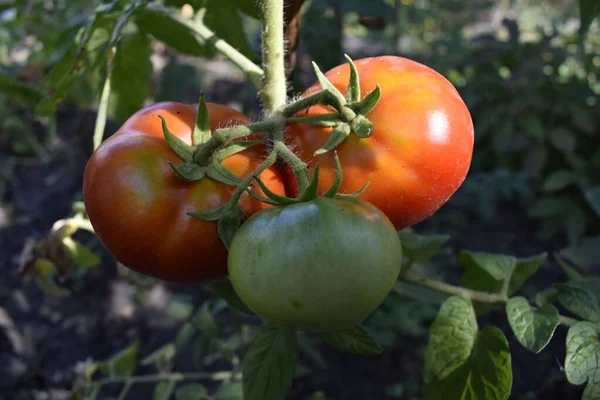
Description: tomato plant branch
259,0,287,114
82,370,241,389
274,140,310,190
399,270,583,328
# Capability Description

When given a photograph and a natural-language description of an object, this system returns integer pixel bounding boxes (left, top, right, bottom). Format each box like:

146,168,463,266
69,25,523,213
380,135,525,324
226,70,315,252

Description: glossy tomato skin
285,56,474,229
228,196,403,332
83,102,286,282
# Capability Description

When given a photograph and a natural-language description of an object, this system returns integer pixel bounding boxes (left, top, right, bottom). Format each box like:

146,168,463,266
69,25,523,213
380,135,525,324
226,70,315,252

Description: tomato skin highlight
83,102,286,282
227,196,403,332
285,56,474,229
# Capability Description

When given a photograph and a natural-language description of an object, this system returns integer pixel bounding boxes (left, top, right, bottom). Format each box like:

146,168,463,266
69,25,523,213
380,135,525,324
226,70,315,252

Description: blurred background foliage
1,0,600,399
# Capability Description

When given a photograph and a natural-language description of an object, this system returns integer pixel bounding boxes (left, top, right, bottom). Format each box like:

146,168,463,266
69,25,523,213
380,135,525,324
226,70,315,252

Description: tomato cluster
83,56,473,331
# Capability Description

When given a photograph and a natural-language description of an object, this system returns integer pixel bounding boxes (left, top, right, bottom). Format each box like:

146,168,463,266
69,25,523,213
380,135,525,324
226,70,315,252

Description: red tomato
83,102,286,282
285,56,474,229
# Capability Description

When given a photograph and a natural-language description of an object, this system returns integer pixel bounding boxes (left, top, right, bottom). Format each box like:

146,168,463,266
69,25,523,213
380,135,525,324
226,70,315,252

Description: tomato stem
259,0,287,114
274,140,310,191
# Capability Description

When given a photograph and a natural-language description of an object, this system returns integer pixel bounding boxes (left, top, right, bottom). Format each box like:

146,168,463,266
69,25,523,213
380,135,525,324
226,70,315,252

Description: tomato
227,196,403,332
83,102,286,282
285,56,474,229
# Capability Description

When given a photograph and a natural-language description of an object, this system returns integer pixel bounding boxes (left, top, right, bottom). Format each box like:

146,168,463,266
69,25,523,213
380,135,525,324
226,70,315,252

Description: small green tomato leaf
505,297,560,354
160,116,193,161
352,84,381,116
176,383,208,400
98,341,139,377
344,54,361,103
312,61,346,105
298,164,321,202
349,114,373,138
140,343,176,367
206,278,255,316
289,112,340,127
253,177,298,205
188,204,227,221
314,123,351,156
337,181,370,198
153,381,176,400
424,327,512,400
218,210,242,249
245,189,284,206
62,237,101,268
207,162,243,186
318,325,383,355
193,93,211,146
242,325,298,400
554,283,600,322
424,296,477,383
565,321,600,393
322,152,343,198
214,380,243,400
168,161,206,182
397,229,451,263
214,140,264,160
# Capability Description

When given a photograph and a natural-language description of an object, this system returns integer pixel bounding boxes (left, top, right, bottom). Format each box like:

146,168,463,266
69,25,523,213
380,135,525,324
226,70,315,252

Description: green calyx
248,152,369,206
160,93,261,185
296,55,381,156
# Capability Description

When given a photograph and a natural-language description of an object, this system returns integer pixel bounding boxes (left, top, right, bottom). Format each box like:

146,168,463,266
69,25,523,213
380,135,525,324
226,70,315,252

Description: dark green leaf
108,30,152,122
559,236,600,270
153,381,176,400
134,4,209,56
584,187,600,218
541,170,578,192
215,380,244,400
565,321,600,399
298,164,321,201
506,297,560,353
318,325,383,355
344,54,361,103
288,112,340,127
206,278,255,315
322,152,343,198
176,383,208,400
105,341,139,377
243,325,298,400
579,0,600,35
424,327,512,400
140,343,176,367
424,296,477,382
207,163,244,186
352,85,381,116
301,0,343,73
175,322,196,352
160,116,194,161
555,283,600,322
204,0,256,60
169,162,206,181
218,211,242,249
527,196,570,218
194,303,219,338
398,229,451,263
549,127,577,153
0,73,43,106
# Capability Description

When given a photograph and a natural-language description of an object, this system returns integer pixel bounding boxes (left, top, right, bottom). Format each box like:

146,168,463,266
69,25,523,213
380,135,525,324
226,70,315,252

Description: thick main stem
260,0,287,114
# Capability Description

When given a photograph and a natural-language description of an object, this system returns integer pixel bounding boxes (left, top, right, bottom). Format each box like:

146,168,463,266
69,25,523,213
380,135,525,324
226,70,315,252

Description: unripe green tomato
227,196,403,332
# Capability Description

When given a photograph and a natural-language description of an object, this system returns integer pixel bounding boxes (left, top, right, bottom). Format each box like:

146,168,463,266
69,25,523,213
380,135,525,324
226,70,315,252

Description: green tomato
228,196,403,332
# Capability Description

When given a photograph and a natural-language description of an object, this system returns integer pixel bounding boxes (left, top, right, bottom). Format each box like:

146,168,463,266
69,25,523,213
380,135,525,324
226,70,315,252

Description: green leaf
140,343,176,367
175,322,196,352
206,278,255,315
288,112,340,127
176,383,208,400
160,116,194,161
554,283,600,322
298,164,322,202
215,380,244,400
193,303,219,338
505,297,560,353
424,327,512,400
565,322,600,399
242,325,298,400
169,162,206,181
153,381,176,400
0,72,43,106
318,325,383,355
527,196,570,218
459,251,546,315
206,163,244,186
134,4,209,56
301,0,343,73
549,127,577,153
204,0,256,60
424,296,477,382
579,0,600,35
398,229,450,263
99,341,139,377
62,238,101,268
322,151,344,198
108,30,152,123
584,187,600,218
541,170,578,192
218,211,242,249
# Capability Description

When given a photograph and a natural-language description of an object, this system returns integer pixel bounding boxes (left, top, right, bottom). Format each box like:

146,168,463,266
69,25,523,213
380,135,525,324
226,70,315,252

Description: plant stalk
259,0,287,115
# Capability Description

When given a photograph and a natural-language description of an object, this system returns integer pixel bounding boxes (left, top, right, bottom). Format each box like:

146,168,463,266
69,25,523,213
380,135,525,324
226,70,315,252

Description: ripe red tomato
83,102,286,282
285,56,474,229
